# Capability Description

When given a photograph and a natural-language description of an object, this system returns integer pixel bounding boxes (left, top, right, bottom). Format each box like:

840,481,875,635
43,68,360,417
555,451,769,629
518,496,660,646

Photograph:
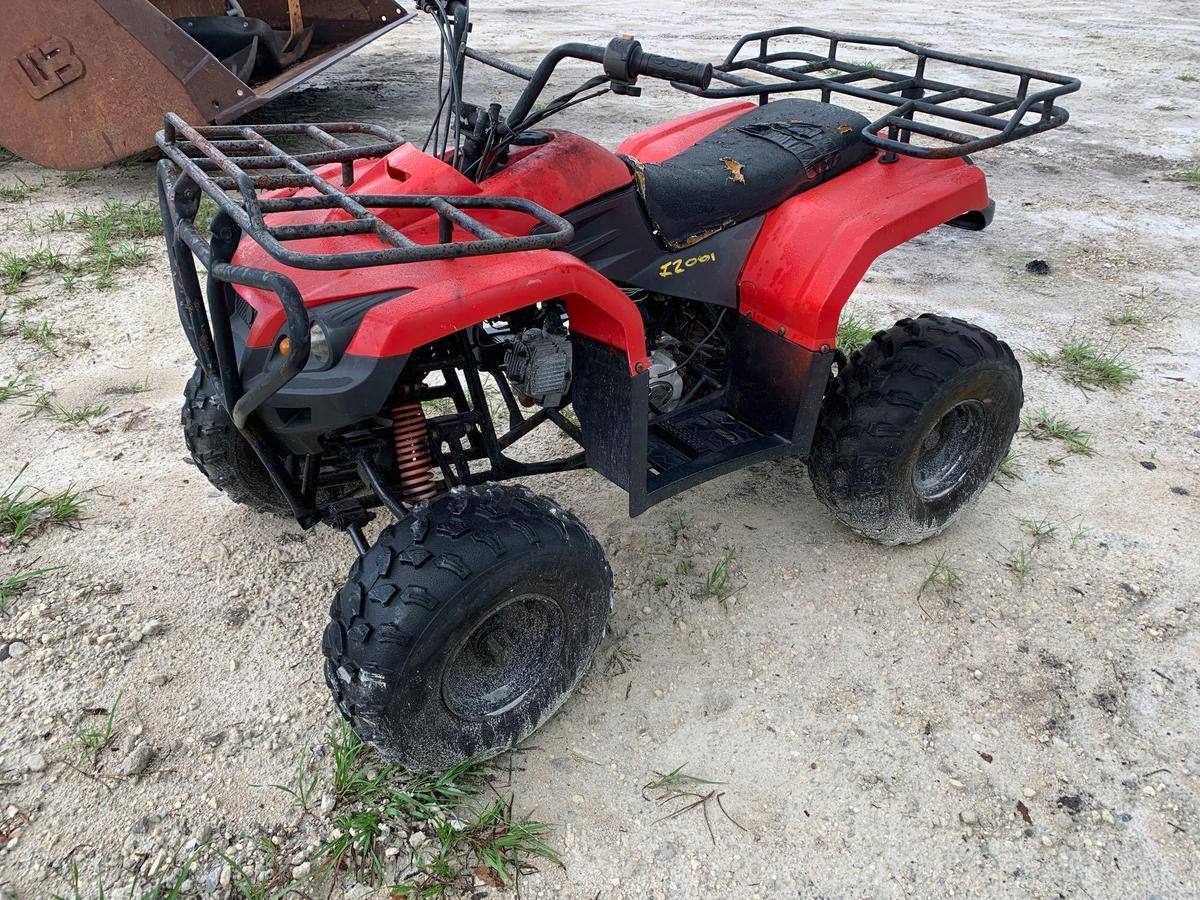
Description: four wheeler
157,0,1079,769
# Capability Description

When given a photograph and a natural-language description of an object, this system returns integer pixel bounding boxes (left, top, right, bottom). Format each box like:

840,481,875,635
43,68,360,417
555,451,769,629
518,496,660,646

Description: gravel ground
1,1,1198,897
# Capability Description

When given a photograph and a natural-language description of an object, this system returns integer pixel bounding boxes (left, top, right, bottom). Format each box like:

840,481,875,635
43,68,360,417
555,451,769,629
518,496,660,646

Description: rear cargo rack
156,113,576,271
673,27,1080,159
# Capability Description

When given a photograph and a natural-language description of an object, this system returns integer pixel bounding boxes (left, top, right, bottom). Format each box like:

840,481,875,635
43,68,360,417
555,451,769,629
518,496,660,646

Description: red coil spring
388,398,437,503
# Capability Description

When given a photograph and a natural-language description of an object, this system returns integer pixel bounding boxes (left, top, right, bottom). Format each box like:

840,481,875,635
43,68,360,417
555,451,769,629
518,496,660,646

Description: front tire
809,314,1022,545
182,364,289,514
323,484,612,771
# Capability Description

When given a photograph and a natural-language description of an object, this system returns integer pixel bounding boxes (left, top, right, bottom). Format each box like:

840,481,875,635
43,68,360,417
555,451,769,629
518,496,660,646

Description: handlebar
603,37,713,90
505,37,713,128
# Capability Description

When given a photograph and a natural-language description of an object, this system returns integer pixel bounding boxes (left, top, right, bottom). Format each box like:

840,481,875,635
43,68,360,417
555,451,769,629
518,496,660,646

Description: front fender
738,154,989,351
344,249,650,374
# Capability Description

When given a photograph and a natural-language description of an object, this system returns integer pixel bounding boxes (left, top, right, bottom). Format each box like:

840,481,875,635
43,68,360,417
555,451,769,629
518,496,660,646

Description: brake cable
656,309,729,379
465,75,611,180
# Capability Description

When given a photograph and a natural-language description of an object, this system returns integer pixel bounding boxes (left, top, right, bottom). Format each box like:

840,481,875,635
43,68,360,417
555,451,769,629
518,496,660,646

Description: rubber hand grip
633,51,713,89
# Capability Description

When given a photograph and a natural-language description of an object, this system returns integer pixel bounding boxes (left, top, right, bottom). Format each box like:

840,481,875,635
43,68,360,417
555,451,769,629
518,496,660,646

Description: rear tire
323,484,612,771
182,364,289,514
809,314,1022,545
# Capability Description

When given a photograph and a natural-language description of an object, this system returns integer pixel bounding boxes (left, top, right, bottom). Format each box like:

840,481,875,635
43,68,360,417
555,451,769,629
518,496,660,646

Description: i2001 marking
659,252,716,278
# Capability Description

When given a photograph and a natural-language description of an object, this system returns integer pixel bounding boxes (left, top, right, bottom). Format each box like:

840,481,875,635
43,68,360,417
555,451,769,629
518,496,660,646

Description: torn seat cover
625,99,875,248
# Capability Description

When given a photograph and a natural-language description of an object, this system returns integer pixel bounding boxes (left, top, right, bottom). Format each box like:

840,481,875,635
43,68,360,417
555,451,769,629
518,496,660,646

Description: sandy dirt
1,0,1198,897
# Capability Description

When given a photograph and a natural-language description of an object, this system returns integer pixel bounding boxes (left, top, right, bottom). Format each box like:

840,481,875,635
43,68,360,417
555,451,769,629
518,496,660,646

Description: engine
504,328,572,407
647,349,683,413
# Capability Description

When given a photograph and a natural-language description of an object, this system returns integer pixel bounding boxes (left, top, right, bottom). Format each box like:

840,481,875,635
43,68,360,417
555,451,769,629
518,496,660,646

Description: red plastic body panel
232,130,633,354
345,250,648,374
738,154,989,350
231,105,989,375
616,101,755,163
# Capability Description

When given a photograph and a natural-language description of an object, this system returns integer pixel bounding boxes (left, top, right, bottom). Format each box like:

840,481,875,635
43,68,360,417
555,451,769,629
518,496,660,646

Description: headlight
277,321,333,369
309,321,332,367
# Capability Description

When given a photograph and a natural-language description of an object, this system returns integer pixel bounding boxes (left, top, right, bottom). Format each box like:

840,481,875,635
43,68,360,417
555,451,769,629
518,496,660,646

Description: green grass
993,450,1023,483
90,243,150,291
641,764,744,843
388,798,560,895
260,742,320,816
1018,516,1057,544
195,196,220,235
668,511,688,539
210,842,303,900
392,758,490,820
2,252,33,294
53,863,109,900
1,246,74,294
102,378,152,397
1,200,162,296
17,320,60,352
1028,340,1137,390
60,171,95,188
42,209,68,232
918,553,964,600
316,722,554,895
702,549,737,600
328,720,481,811
822,58,880,75
27,395,110,428
836,315,878,355
1020,410,1095,455
0,467,87,540
0,375,35,403
75,200,162,243
1170,168,1200,186
329,720,391,801
455,799,560,888
0,566,55,611
1007,544,1036,588
1105,303,1150,328
320,808,386,880
1177,74,1198,82
1068,519,1092,549
0,177,47,204
75,693,121,767
643,763,722,796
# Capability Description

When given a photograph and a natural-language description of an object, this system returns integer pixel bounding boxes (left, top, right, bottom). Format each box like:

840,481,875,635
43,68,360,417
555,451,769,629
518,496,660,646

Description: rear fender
344,250,649,374
738,154,989,350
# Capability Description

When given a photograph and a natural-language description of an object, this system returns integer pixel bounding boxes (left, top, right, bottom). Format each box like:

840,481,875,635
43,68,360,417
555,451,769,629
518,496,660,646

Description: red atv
157,1,1078,769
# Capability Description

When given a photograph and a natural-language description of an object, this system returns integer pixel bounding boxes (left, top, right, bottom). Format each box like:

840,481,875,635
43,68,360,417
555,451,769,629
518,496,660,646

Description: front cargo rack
673,27,1080,160
155,113,576,271
155,113,576,486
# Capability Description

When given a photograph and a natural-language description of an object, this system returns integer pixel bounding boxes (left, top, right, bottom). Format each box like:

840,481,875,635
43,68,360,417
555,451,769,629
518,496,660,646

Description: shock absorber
388,388,437,503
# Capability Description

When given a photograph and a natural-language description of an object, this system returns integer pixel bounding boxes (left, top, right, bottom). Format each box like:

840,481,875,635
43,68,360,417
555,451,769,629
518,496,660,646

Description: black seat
625,99,875,249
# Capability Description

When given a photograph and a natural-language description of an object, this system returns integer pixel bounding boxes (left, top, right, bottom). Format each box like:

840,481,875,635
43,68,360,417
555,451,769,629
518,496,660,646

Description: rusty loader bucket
1,0,415,170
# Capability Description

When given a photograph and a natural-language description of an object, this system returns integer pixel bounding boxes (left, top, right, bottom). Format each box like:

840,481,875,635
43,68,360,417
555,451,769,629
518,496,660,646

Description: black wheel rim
913,400,987,501
441,593,566,721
